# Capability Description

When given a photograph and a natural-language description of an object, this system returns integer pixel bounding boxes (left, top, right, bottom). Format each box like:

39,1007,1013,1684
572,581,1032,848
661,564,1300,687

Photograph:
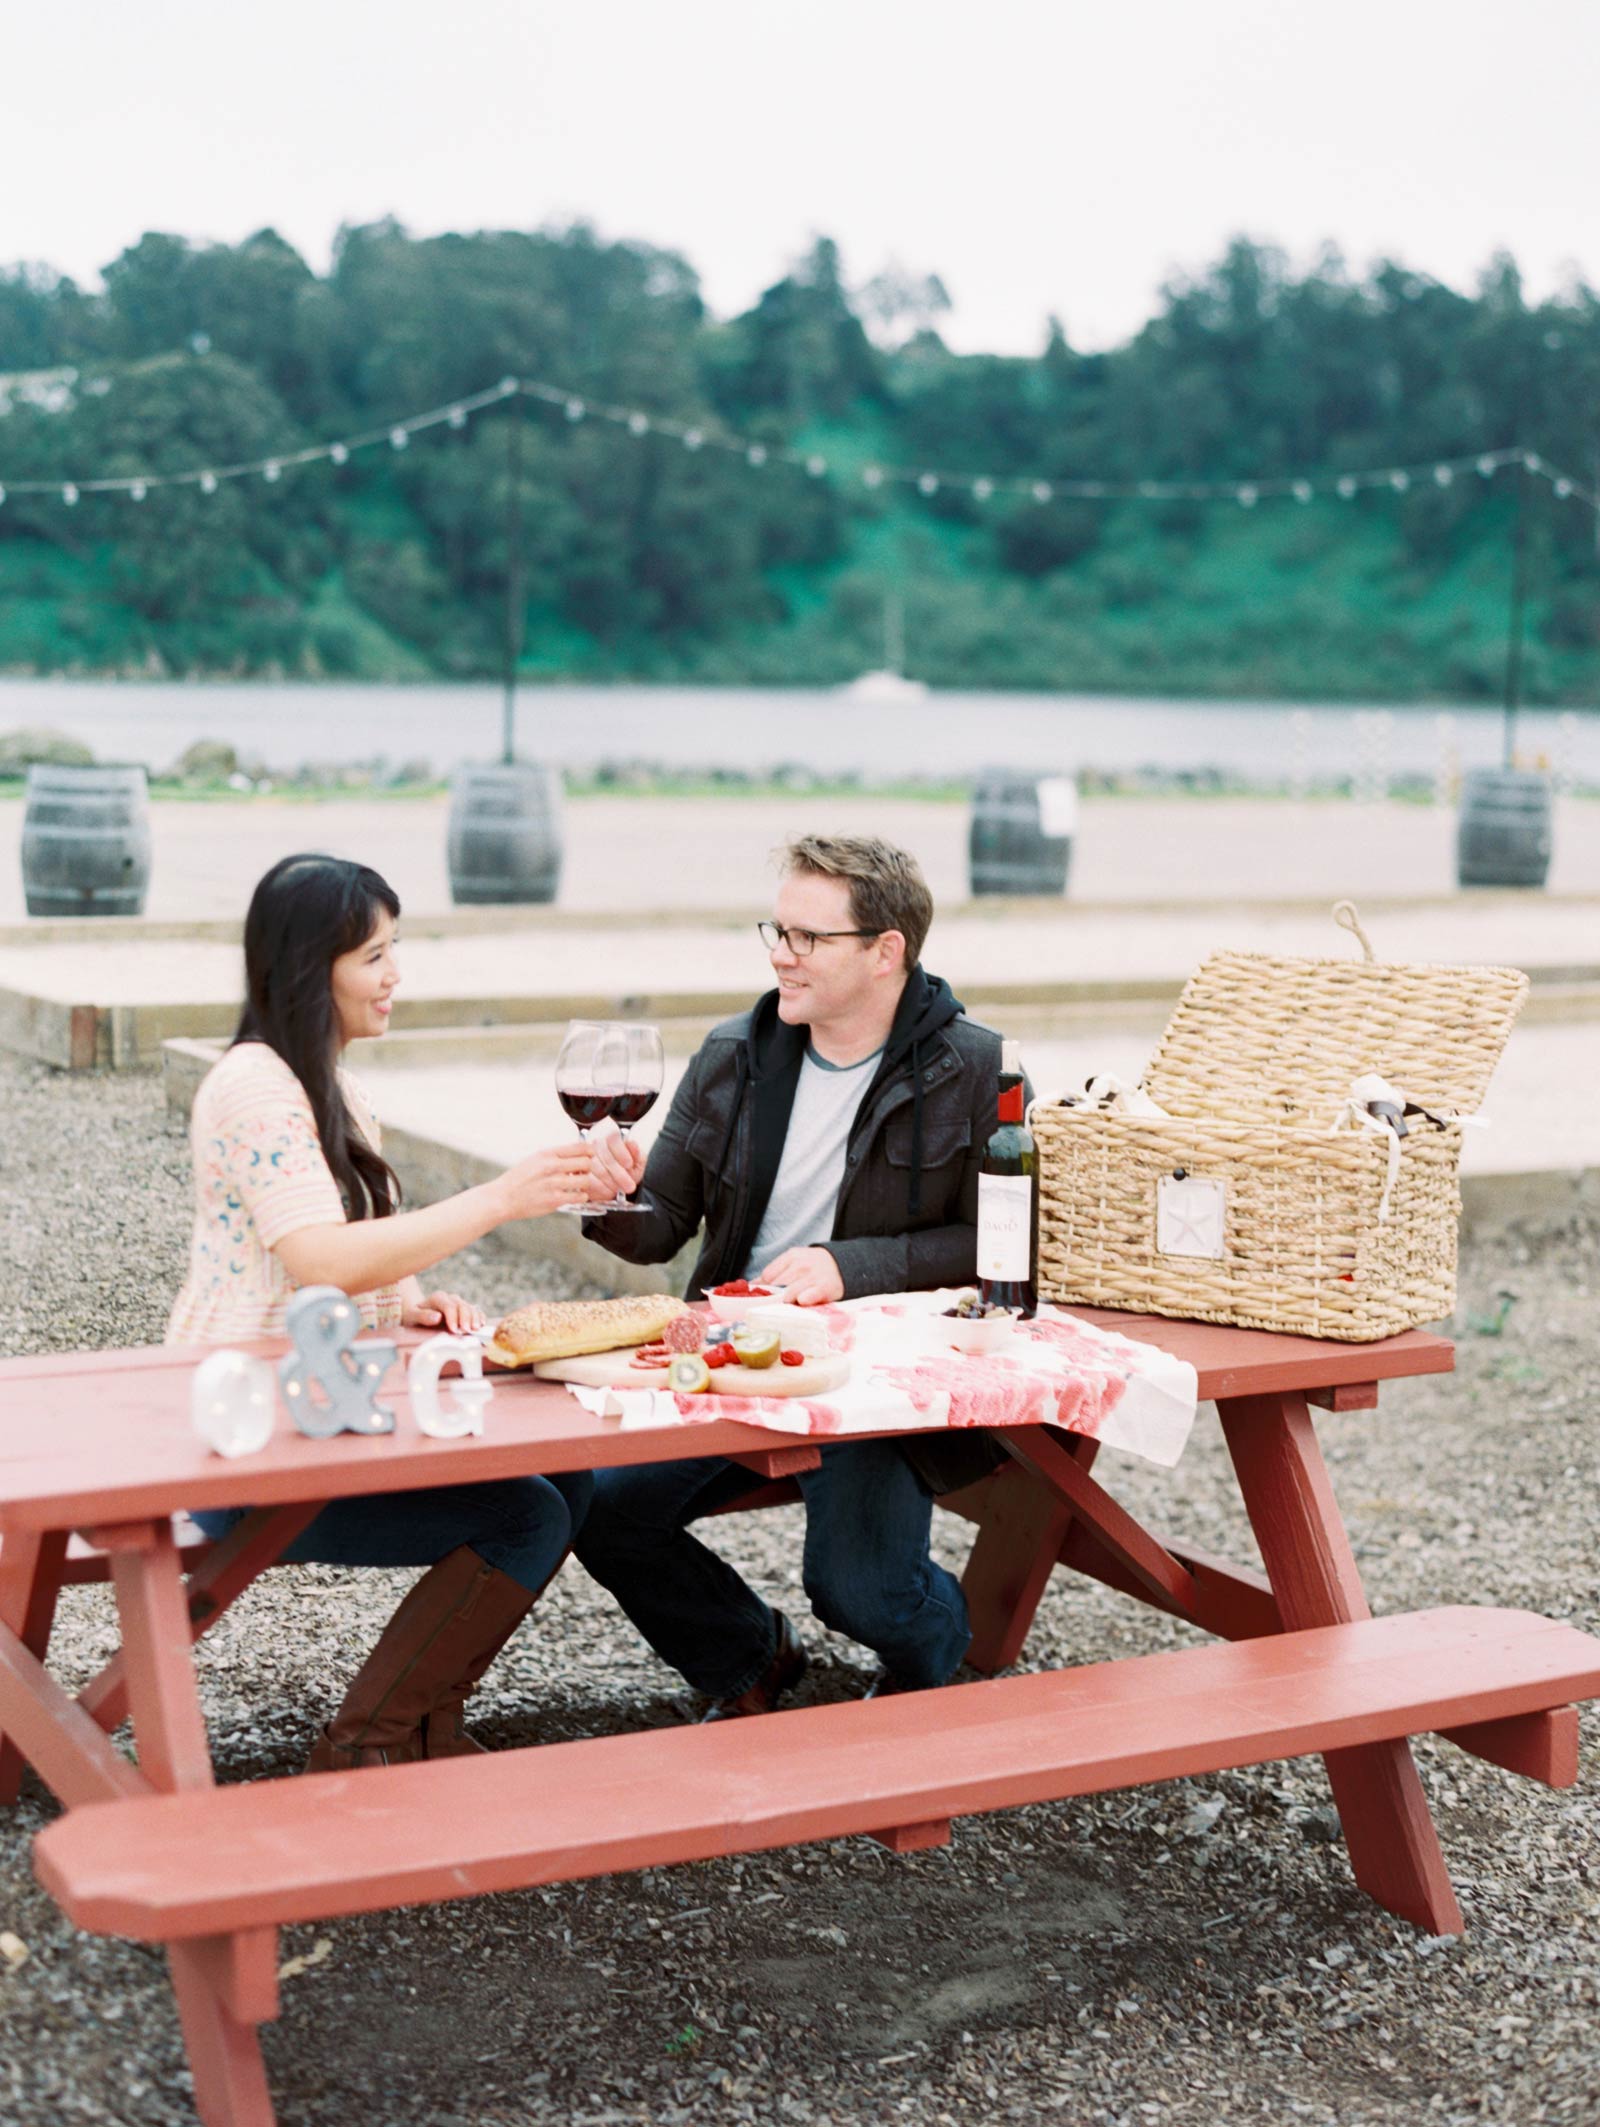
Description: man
579,833,1005,1715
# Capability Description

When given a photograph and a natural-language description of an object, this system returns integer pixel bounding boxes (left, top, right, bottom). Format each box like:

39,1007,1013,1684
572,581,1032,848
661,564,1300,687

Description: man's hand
588,1118,648,1202
758,1246,845,1306
402,1289,486,1334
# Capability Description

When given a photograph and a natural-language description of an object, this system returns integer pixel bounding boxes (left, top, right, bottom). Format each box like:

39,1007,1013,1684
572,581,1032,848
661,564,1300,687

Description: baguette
484,1294,689,1368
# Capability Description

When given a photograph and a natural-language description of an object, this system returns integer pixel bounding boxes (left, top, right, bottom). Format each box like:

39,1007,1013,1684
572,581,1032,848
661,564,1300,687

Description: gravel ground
1,1053,1596,2127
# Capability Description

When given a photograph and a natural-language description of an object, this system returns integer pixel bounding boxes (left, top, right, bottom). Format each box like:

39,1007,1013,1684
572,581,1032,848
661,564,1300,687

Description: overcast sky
4,0,1597,356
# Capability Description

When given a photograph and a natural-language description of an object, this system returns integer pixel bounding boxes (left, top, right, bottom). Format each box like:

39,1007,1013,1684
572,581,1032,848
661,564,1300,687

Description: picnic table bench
3,1311,1598,2127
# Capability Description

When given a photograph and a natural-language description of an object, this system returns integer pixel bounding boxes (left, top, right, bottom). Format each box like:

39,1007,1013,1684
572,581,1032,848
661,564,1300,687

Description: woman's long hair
234,854,403,1221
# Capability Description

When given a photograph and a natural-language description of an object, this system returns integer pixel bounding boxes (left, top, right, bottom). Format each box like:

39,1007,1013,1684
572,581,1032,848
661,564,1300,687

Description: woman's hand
758,1245,845,1306
402,1290,486,1334
494,1141,610,1222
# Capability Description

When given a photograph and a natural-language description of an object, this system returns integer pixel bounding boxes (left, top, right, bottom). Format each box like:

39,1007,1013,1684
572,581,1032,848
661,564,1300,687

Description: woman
169,852,605,1771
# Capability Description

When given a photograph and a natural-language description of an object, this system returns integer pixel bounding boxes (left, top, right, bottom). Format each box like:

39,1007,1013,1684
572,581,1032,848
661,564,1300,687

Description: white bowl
707,1285,789,1324
931,1311,1019,1356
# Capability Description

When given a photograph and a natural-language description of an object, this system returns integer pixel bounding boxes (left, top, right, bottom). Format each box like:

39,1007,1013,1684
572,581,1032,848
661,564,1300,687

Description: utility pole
1502,461,1530,771
501,398,525,767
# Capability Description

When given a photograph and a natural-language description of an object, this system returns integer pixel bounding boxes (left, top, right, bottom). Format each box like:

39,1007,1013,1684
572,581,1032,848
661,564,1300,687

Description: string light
3,368,1595,520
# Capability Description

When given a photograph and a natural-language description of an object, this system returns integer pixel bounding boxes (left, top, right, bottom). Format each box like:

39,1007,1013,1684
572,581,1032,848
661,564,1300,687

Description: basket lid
1143,944,1530,1121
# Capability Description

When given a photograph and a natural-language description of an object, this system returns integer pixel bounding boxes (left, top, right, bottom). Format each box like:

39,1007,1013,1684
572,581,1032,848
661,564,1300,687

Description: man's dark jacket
586,964,1007,1493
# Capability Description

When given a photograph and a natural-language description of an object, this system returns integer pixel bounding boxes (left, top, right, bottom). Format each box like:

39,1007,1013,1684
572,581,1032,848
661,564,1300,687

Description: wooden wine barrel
1456,767,1552,888
447,762,565,905
968,772,1076,897
20,764,152,917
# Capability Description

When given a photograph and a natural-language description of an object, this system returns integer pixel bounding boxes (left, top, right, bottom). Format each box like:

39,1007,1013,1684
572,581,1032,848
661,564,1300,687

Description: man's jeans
191,1472,593,1595
574,1440,970,1698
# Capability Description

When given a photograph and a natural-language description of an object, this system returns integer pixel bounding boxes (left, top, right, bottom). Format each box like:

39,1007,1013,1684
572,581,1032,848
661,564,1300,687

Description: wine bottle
977,1038,1037,1317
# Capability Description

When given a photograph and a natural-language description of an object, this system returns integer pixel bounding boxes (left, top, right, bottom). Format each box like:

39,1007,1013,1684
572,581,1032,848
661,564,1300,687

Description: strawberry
705,1345,734,1368
780,1349,805,1367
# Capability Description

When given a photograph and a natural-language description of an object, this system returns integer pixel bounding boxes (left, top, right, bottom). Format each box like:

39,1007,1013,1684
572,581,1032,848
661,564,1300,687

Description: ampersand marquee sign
279,1286,398,1437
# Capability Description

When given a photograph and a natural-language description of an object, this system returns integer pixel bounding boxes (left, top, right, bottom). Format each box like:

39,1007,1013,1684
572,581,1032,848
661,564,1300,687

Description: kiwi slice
730,1328,782,1370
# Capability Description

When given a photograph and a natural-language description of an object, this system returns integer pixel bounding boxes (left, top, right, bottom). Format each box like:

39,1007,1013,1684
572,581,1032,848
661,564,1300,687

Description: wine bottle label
977,1174,1032,1280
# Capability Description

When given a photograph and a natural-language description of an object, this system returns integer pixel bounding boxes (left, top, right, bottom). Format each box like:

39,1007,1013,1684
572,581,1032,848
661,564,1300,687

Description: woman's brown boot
304,1547,537,1772
421,1549,570,1758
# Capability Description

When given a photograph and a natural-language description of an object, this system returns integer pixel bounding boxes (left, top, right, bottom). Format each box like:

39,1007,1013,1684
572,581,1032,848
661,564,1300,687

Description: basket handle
1332,899,1376,964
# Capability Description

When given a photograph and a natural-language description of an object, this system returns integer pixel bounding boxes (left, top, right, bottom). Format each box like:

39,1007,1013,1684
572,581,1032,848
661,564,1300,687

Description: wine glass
592,1022,663,1214
553,1020,625,1215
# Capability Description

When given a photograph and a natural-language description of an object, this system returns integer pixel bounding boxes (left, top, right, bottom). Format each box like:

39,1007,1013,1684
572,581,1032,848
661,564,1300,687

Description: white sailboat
838,594,929,704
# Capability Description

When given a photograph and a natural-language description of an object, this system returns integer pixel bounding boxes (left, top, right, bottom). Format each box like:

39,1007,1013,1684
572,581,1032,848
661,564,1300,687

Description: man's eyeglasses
757,921,881,958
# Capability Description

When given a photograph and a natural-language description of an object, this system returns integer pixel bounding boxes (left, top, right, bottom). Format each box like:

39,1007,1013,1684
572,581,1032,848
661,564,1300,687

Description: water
1,677,1596,785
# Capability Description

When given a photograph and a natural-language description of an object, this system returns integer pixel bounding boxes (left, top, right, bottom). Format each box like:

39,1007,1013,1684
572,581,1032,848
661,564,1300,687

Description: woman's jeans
573,1439,970,1698
191,1473,593,1596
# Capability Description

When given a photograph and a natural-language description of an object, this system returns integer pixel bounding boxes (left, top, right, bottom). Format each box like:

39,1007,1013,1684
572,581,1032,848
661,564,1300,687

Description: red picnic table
2,1310,1599,2127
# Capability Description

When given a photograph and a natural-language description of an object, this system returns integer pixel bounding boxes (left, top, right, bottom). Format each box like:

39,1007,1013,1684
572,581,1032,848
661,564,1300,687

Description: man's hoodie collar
744,964,963,1081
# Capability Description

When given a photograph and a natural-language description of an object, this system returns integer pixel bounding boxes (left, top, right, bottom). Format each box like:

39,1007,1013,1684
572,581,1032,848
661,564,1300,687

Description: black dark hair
234,853,403,1222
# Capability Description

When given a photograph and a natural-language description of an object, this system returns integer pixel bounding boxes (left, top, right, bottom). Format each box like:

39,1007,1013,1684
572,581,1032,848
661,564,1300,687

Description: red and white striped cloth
566,1290,1197,1468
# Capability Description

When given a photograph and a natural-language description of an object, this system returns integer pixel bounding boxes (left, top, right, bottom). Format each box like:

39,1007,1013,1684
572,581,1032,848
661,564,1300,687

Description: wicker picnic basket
1033,905,1529,1341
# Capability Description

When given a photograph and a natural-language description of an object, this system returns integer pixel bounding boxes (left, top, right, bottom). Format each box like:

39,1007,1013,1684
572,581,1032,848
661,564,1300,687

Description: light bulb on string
390,427,409,451
447,408,467,431
499,377,519,396
129,481,147,502
0,485,7,506
630,412,650,437
329,443,349,466
1477,455,1497,478
263,461,281,483
1237,485,1258,508
1555,478,1574,498
200,472,218,495
746,442,766,466
565,398,585,422
1138,482,1161,500
805,455,827,478
918,472,939,496
1292,480,1313,503
1031,481,1052,503
862,465,883,488
972,478,994,502
1337,475,1358,500
1389,470,1410,492
1434,465,1453,486
62,484,79,506
1523,452,1541,473
683,428,704,451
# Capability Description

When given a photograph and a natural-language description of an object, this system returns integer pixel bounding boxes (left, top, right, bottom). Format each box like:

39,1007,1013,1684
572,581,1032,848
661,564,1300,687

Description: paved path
353,1019,1598,1184
6,896,1598,1013
4,792,1599,923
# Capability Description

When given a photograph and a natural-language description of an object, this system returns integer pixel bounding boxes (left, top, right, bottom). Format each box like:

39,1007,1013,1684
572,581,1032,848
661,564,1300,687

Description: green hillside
1,228,1597,700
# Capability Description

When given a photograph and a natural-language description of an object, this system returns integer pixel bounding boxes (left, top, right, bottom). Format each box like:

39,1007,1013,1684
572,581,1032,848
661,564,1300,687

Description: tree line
1,223,1598,699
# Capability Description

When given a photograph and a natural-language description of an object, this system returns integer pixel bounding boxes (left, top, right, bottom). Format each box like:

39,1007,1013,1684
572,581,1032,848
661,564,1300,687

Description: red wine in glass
608,1089,659,1127
558,1089,619,1129
596,1022,664,1213
553,1021,625,1215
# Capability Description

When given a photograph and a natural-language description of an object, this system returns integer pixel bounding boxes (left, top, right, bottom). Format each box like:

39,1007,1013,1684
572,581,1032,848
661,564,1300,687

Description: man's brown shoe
699,1612,808,1722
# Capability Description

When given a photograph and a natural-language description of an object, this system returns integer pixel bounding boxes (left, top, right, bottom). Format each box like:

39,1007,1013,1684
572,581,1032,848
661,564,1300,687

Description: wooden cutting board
532,1346,850,1397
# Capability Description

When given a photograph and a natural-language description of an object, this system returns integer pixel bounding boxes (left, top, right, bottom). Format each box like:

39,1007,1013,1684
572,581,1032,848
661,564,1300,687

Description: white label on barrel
1157,1175,1227,1259
1036,777,1079,838
978,1175,1033,1279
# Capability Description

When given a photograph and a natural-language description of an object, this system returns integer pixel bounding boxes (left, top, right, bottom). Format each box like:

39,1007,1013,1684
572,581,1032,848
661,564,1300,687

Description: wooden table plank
36,1607,1600,1941
0,1315,1454,1534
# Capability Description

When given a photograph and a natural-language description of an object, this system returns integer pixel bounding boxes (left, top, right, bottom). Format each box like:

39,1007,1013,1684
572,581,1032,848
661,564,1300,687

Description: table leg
108,1519,280,2123
1219,1391,1463,1936
0,1529,68,1805
959,1455,1091,1673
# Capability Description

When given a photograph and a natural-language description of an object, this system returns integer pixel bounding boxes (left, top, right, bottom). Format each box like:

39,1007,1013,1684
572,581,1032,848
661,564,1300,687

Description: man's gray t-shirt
742,1043,883,1277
